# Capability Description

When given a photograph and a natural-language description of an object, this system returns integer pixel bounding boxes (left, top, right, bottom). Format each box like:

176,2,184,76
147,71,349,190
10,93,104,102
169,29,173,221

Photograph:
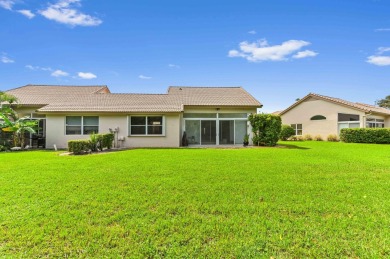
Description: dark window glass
131,126,146,135
148,126,163,135
310,115,326,120
338,113,359,121
84,126,99,135
131,117,146,125
148,116,163,125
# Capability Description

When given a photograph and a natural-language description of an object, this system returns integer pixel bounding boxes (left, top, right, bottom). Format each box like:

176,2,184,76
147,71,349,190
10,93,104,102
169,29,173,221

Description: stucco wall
281,98,366,139
45,113,181,149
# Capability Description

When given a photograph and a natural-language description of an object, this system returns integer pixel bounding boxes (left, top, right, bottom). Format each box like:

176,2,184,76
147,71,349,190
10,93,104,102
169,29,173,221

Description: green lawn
1,142,390,257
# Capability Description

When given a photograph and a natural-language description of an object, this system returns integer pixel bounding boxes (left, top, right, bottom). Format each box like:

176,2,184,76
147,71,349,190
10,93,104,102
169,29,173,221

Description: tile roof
5,85,261,113
168,86,262,107
280,93,390,116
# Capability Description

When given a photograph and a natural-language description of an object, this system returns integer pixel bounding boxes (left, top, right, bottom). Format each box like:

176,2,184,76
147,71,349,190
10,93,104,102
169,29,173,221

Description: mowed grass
1,142,390,257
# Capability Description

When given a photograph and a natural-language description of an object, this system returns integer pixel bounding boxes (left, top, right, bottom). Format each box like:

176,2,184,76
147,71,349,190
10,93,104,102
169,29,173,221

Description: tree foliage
0,113,38,148
248,113,282,146
280,124,296,140
377,95,390,109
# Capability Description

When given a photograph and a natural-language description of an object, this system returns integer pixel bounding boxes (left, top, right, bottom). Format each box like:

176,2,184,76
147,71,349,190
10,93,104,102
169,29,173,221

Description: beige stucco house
280,93,390,139
4,84,262,149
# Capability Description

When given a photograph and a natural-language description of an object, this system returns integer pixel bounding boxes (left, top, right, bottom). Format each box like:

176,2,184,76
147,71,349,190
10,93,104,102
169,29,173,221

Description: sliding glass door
201,120,216,145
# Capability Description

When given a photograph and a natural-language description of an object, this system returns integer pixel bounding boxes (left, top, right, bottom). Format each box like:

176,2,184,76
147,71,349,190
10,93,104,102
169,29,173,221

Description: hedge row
68,133,115,154
340,128,390,144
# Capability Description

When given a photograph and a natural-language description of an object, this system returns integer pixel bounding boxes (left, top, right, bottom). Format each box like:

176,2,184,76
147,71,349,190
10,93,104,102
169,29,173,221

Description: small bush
327,134,339,142
280,125,295,141
314,135,323,141
288,135,303,141
303,134,313,141
68,140,90,154
0,145,7,152
248,114,282,146
340,128,390,144
102,133,114,149
296,136,304,141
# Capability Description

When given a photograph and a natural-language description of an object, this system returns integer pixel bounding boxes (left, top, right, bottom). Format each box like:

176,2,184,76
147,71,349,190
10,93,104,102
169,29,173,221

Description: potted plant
243,134,249,147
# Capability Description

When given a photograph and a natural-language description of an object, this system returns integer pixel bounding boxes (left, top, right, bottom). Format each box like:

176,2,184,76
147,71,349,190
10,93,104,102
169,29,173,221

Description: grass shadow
278,143,311,150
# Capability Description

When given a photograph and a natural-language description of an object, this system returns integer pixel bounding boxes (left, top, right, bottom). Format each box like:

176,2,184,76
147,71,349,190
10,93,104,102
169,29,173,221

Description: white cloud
51,69,69,77
78,72,97,79
26,65,52,71
367,47,390,66
292,50,318,59
168,64,180,69
248,30,256,35
39,0,102,27
139,75,152,80
17,9,35,19
375,28,390,32
1,53,14,63
228,39,316,62
0,0,15,10
367,55,390,66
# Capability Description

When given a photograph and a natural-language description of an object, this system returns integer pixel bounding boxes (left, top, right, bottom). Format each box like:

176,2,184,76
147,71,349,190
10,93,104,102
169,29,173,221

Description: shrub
303,134,313,141
0,145,7,152
102,133,114,149
248,113,282,146
68,140,90,154
327,134,339,142
296,136,304,141
280,125,295,141
314,135,323,141
340,128,390,144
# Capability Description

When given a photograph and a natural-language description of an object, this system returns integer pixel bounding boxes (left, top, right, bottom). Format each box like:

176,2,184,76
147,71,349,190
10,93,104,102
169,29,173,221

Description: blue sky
0,0,389,112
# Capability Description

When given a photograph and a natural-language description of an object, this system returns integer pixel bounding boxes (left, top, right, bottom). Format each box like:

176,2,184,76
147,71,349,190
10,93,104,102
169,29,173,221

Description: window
291,124,303,135
65,116,99,135
310,115,326,120
338,113,359,122
129,116,164,136
366,118,385,128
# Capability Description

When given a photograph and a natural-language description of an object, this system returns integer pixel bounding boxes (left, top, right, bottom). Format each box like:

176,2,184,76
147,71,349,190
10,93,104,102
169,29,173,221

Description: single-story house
4,84,262,149
280,93,390,139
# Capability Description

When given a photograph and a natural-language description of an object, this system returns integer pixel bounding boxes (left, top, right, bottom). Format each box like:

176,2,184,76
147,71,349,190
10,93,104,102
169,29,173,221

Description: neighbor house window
310,115,326,120
366,118,385,128
291,124,303,135
65,116,99,135
338,113,359,121
129,116,164,136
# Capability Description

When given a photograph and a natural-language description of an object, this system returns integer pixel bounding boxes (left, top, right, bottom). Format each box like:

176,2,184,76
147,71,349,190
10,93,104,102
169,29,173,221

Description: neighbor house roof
280,93,390,116
5,85,261,113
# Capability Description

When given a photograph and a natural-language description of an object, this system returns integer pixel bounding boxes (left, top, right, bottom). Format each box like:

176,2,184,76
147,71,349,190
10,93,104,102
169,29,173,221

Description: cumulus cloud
17,9,35,19
248,30,256,35
367,47,390,66
292,50,318,59
0,0,15,10
78,72,97,79
51,69,69,77
39,0,102,27
1,53,14,63
139,75,152,80
228,39,317,62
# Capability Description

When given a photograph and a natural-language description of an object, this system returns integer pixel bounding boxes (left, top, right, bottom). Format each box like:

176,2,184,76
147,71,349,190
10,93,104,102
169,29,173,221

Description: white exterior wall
46,113,181,149
281,99,366,139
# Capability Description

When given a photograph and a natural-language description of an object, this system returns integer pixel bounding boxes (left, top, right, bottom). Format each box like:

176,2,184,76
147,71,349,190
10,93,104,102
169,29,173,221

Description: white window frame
366,118,385,128
291,124,303,136
128,115,165,136
65,116,99,135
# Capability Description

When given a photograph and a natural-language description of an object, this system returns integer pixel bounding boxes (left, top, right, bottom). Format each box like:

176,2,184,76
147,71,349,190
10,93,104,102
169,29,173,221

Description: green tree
0,113,38,148
377,95,390,109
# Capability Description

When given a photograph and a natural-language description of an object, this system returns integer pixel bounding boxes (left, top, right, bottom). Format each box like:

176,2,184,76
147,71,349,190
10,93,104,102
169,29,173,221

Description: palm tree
0,113,37,148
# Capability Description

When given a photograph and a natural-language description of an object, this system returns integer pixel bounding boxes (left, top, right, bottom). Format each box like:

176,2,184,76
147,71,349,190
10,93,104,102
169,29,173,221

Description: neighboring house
4,84,262,149
280,93,390,139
